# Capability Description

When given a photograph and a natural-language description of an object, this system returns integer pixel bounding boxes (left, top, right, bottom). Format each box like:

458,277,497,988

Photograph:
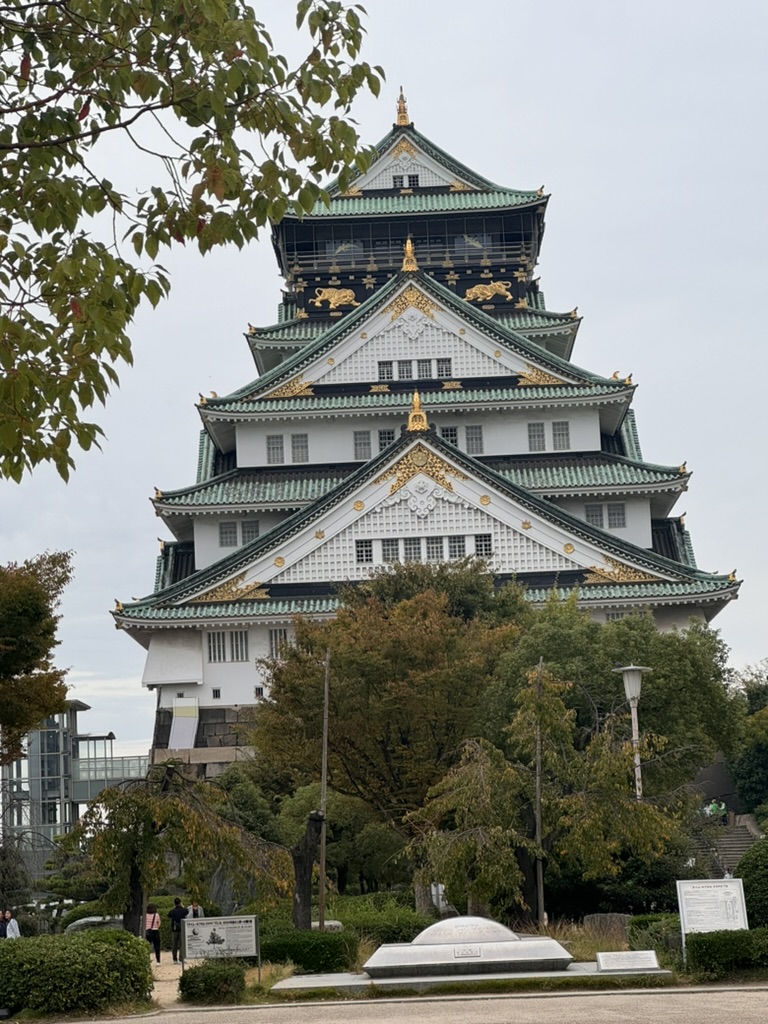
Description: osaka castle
114,91,740,772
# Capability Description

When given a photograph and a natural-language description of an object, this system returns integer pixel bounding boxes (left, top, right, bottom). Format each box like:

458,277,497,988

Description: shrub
59,899,104,931
178,959,246,1004
737,838,768,927
331,894,432,943
686,929,756,979
261,931,358,973
628,913,682,970
0,930,151,1014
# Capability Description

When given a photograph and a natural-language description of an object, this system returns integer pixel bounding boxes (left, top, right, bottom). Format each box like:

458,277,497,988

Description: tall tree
60,761,289,935
0,0,383,480
254,568,523,820
0,551,71,763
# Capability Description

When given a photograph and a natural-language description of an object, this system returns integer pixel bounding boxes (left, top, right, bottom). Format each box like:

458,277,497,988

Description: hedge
628,913,682,970
0,930,152,1014
332,894,433,943
686,927,768,979
261,931,358,973
737,838,768,927
178,958,246,1004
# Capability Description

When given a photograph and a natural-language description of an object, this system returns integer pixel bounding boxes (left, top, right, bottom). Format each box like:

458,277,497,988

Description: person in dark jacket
168,898,188,963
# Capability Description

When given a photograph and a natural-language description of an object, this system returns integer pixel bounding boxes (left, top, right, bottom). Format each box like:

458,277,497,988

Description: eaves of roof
114,576,738,626
209,272,614,411
300,189,545,219
122,430,734,617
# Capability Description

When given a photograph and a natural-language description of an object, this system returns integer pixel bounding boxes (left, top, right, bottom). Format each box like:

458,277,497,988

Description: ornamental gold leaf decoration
517,364,566,387
384,286,440,321
583,556,659,585
449,179,473,191
374,443,467,495
264,375,314,399
391,138,416,159
340,185,362,197
192,572,269,603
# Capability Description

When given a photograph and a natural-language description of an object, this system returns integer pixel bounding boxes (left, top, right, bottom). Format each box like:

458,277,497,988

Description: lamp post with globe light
613,665,651,800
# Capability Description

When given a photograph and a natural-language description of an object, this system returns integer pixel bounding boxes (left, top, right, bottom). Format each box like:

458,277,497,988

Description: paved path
99,986,768,1024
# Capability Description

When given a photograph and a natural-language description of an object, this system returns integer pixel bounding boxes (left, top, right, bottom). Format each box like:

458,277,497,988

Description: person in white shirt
5,910,20,939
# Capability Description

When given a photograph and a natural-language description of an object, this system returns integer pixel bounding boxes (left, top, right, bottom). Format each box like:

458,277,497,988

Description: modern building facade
0,700,147,873
114,92,740,772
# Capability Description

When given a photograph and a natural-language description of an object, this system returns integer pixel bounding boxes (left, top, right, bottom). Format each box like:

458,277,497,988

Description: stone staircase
713,818,763,873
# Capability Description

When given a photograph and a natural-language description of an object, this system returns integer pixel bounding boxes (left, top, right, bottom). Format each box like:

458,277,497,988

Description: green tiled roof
495,309,579,332
118,597,340,621
208,382,630,416
304,189,543,218
210,271,615,411
157,469,349,508
156,454,688,513
116,575,737,625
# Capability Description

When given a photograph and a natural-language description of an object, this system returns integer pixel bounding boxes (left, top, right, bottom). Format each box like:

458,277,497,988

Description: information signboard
676,878,748,962
182,915,259,961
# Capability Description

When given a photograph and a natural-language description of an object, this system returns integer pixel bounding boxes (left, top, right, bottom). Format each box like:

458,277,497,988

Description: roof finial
396,86,410,126
402,236,418,272
407,390,428,432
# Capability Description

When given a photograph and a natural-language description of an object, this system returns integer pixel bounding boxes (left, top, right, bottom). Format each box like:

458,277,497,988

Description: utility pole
534,657,545,928
317,647,331,930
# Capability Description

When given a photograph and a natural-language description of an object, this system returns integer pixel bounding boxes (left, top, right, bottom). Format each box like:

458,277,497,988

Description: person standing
168,898,188,963
189,901,205,920
5,910,20,939
145,904,161,963
0,911,7,939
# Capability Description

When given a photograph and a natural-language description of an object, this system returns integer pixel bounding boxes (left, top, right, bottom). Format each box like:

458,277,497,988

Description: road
98,987,768,1024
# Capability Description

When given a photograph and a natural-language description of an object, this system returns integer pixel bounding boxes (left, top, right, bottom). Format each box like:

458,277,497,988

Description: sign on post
182,915,260,964
676,879,749,963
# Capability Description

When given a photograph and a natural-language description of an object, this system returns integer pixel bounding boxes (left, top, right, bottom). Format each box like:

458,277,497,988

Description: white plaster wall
142,631,203,687
235,407,603,469
194,512,286,570
556,496,652,548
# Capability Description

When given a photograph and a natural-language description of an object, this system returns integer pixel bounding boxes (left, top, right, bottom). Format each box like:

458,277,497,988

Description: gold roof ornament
396,85,410,126
402,237,419,272
728,570,738,582
154,486,163,498
679,461,687,474
198,392,207,405
114,598,123,612
407,390,429,432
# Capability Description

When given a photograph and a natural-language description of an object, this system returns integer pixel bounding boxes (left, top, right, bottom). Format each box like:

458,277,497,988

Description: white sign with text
182,915,258,959
676,879,748,935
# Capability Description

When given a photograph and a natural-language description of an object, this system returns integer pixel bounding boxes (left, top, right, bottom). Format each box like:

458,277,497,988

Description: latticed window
378,361,394,381
552,421,570,451
392,174,404,188
378,429,395,451
441,426,459,446
448,535,466,559
417,358,432,378
426,536,444,562
528,422,545,452
382,538,400,563
207,632,228,663
356,539,373,564
230,630,249,662
607,503,626,528
585,504,604,527
212,688,221,699
219,522,238,547
436,357,452,377
354,430,372,460
397,360,412,379
291,433,309,463
605,611,627,621
241,520,259,544
266,434,284,464
269,628,288,659
407,174,420,188
403,537,422,562
475,534,493,558
254,685,265,698
466,425,484,454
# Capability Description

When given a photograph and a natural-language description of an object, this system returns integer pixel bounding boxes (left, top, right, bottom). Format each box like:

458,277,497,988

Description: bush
261,931,358,973
686,929,754,979
628,913,682,970
331,894,433,943
178,959,246,1004
59,899,104,931
737,838,768,927
0,930,151,1014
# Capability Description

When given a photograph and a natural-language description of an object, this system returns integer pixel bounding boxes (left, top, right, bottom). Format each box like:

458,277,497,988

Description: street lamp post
613,665,651,800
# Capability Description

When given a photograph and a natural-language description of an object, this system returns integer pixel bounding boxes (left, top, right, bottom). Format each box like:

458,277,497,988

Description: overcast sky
2,0,767,755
